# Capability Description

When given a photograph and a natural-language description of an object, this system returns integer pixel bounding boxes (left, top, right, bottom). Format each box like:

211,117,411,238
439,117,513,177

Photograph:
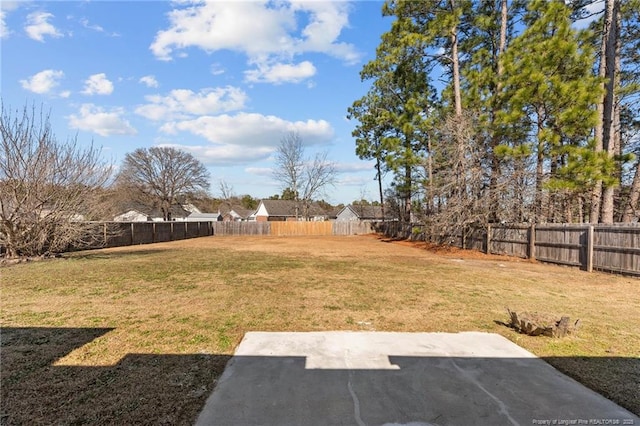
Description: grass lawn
2,234,639,424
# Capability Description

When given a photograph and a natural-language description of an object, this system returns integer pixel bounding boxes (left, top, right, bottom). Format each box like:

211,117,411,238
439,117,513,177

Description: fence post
586,225,594,273
170,222,174,241
528,223,536,260
486,224,491,255
131,222,135,245
103,222,108,246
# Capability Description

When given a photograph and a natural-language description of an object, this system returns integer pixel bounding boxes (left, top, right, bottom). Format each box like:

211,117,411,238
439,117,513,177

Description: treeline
348,0,640,236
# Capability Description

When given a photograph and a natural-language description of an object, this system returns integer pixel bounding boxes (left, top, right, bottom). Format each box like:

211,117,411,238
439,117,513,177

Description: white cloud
25,11,63,42
139,75,159,88
81,73,114,95
335,161,376,173
573,1,605,29
79,17,119,37
150,1,360,83
156,112,334,164
245,61,316,84
160,112,334,148
150,2,294,61
289,1,359,64
20,69,64,94
245,167,273,177
135,86,247,121
337,174,375,187
68,104,137,137
1,10,9,38
0,2,20,13
160,144,274,165
210,63,225,76
80,17,104,32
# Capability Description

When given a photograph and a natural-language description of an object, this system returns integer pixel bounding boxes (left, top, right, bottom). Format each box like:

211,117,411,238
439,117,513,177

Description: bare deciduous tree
272,132,304,217
300,150,336,218
218,179,235,201
272,132,336,219
116,147,211,221
422,113,488,241
0,103,113,258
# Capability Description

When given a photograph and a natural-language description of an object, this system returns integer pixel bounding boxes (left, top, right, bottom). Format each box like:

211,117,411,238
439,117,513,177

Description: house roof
188,212,220,219
116,203,190,219
259,200,330,217
342,205,386,220
219,205,254,219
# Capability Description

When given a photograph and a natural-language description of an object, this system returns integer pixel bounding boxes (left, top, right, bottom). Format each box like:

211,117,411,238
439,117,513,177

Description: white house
113,209,150,222
336,205,386,222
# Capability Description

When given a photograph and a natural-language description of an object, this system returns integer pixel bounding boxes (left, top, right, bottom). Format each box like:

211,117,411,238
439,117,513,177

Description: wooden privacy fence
57,221,377,252
99,221,214,248
377,222,640,276
211,221,376,237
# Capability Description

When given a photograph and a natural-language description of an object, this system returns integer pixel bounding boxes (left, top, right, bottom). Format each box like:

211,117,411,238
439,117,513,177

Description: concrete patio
196,331,639,426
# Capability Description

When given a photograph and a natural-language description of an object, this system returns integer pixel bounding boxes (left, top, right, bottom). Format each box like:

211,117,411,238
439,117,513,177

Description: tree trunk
590,0,616,223
499,0,508,72
622,159,640,222
450,0,462,117
427,134,434,215
162,200,171,221
589,1,613,223
376,155,385,220
535,106,545,223
449,0,464,227
404,161,412,222
600,0,620,224
488,0,509,223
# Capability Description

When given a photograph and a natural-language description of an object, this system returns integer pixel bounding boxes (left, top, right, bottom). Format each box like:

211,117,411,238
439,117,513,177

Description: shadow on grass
69,248,172,260
0,327,231,425
542,356,640,417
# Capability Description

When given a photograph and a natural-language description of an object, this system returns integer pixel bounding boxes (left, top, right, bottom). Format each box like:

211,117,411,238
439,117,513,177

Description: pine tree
497,0,606,222
349,2,435,221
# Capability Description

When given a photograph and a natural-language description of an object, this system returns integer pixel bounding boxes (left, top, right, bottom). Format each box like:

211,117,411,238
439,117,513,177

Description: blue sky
1,0,392,205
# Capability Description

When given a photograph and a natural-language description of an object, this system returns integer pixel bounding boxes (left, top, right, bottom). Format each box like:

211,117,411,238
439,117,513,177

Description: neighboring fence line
59,220,639,276
78,220,377,249
376,222,640,276
100,221,214,248
212,221,375,237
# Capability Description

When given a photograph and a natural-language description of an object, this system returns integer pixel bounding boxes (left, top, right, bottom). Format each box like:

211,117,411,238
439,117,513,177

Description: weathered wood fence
211,221,375,236
99,221,214,248
80,220,376,249
376,222,640,276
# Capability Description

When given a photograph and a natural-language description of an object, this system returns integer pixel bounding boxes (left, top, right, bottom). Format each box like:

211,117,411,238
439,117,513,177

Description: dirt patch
374,234,527,262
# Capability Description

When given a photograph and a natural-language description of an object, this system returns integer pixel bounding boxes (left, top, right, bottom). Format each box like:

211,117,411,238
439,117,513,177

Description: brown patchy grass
1,235,639,424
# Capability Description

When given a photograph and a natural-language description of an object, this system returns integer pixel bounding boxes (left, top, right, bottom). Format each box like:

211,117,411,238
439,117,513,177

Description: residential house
336,204,387,222
113,209,151,222
113,205,191,222
252,199,332,222
184,212,220,222
218,205,253,222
